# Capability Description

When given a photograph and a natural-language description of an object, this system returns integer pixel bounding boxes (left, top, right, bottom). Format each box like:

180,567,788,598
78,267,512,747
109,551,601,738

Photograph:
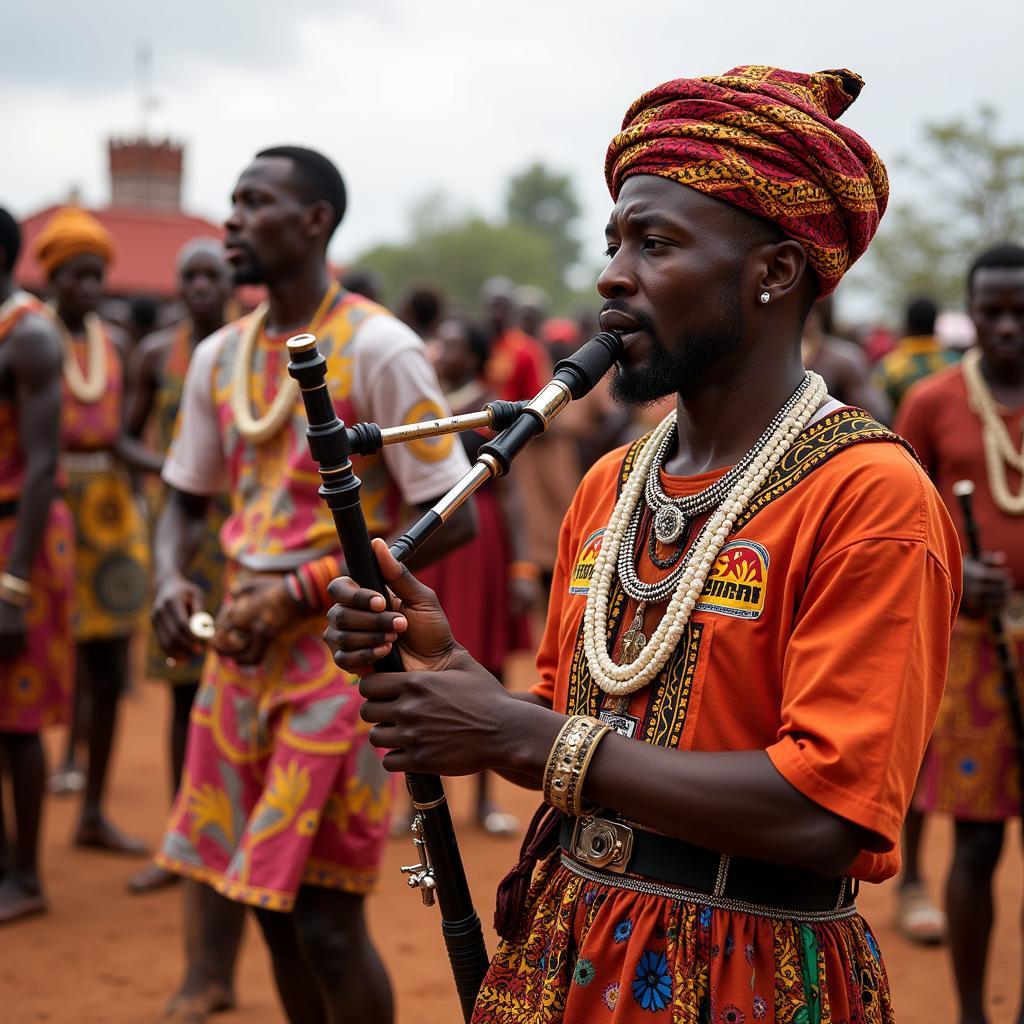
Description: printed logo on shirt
569,529,605,595
402,399,456,463
695,540,769,620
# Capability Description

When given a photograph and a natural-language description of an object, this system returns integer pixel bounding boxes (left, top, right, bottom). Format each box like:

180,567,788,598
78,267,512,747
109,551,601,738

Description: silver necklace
619,373,813,606
644,374,813,545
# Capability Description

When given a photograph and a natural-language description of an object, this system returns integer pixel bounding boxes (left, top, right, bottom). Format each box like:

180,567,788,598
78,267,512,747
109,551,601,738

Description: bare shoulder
6,311,62,379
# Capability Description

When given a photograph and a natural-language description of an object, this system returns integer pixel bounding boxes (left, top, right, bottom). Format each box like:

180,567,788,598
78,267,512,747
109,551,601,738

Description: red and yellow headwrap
33,206,115,277
605,66,888,296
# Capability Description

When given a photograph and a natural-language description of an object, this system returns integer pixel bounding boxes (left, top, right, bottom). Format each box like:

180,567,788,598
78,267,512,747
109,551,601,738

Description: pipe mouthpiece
286,333,318,354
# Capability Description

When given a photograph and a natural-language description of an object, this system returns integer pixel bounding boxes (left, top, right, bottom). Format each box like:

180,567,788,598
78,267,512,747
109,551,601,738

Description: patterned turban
33,206,115,277
605,66,888,296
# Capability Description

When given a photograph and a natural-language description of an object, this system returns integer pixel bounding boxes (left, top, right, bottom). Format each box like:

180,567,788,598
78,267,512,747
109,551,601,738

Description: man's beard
610,294,746,408
231,255,268,286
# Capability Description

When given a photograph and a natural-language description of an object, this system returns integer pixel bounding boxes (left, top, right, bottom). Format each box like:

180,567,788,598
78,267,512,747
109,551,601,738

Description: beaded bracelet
542,715,611,815
283,572,306,608
287,555,345,613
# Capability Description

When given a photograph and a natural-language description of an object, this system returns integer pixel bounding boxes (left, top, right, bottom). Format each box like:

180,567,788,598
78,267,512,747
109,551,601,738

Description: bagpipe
285,328,624,1021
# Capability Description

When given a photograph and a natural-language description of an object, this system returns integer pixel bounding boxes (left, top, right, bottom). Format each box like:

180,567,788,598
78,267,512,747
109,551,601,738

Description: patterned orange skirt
474,855,893,1023
0,500,74,733
914,609,1024,821
63,455,149,641
155,612,394,911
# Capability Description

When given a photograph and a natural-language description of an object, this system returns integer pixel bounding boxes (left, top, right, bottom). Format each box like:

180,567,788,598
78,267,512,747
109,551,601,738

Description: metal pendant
620,605,647,664
653,505,687,544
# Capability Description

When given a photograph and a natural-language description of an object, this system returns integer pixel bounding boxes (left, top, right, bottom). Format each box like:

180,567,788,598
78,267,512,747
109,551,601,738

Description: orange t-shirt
895,363,1024,586
532,411,962,882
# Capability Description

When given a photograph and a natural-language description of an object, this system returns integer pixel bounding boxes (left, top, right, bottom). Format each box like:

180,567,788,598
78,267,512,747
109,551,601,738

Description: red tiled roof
16,204,225,300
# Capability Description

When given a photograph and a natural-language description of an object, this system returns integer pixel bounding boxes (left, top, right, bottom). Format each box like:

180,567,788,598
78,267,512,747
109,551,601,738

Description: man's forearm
115,433,164,476
503,700,866,876
494,691,552,789
154,489,210,582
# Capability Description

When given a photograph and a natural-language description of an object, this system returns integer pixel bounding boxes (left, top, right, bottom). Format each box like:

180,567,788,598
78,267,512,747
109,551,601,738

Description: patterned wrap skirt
473,855,893,1024
155,609,394,911
914,603,1024,821
63,453,149,641
0,500,74,733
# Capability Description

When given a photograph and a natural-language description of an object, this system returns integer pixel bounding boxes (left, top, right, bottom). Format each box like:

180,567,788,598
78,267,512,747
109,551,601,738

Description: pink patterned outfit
0,292,74,733
155,289,470,910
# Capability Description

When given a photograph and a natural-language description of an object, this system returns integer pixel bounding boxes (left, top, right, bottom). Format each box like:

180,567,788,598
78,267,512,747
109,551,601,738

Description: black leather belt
560,815,855,914
0,498,17,519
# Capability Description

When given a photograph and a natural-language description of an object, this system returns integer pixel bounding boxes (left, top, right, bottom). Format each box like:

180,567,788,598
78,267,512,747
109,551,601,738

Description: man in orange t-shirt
327,67,960,1023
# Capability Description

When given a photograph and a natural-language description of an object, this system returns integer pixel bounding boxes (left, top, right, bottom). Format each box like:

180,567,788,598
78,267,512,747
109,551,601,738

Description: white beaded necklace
45,306,108,406
230,282,340,444
583,373,827,697
962,347,1024,515
631,373,815,591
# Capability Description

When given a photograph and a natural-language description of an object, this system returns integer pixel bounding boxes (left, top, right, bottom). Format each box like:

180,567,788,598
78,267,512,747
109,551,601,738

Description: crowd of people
0,62,1021,1024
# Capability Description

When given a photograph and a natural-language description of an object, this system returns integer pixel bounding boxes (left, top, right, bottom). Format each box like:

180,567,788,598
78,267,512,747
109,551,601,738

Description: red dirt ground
4,652,1021,1023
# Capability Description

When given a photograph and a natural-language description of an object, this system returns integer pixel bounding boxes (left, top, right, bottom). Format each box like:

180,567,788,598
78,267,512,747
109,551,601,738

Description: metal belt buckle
571,815,634,874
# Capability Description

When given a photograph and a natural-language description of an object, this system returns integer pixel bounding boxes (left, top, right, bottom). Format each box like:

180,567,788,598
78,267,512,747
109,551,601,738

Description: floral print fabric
473,857,893,1023
155,612,393,910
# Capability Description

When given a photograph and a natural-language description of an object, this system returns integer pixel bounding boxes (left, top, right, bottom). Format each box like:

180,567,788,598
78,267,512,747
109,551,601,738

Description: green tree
504,162,582,281
354,211,563,312
852,106,1024,317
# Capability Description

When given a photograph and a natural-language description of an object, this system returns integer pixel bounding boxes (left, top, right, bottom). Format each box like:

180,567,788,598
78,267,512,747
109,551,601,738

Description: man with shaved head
327,67,961,1022
150,146,474,1023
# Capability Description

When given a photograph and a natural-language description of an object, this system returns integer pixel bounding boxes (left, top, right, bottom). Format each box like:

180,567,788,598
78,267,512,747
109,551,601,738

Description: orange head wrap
33,206,115,277
604,66,889,296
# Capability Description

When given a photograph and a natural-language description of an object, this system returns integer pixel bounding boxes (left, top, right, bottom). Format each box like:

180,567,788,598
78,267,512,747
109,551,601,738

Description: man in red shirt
896,243,1024,1024
481,276,550,402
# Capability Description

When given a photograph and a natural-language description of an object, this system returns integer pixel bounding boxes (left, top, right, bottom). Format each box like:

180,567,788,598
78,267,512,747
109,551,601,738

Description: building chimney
108,137,183,211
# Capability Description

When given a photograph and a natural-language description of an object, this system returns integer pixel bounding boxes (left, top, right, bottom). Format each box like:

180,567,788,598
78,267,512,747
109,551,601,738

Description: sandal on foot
895,883,946,945
0,878,47,925
48,767,85,796
481,811,520,838
127,863,180,895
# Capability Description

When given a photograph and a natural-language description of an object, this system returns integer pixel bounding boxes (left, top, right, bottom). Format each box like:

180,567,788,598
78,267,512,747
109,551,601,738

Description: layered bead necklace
231,282,340,444
45,306,108,405
962,347,1024,515
583,372,827,697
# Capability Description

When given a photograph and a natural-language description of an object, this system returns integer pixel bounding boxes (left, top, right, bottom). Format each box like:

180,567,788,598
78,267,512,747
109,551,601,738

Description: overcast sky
4,0,1023,317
